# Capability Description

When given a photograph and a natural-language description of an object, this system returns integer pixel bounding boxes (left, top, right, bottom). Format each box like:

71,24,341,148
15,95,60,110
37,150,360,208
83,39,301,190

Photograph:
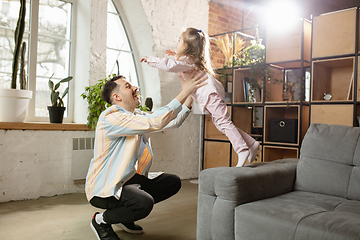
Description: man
86,72,207,240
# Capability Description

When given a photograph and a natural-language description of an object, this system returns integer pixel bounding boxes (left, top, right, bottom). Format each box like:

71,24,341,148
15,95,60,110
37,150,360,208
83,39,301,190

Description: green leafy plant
136,104,150,112
48,73,73,107
81,75,111,130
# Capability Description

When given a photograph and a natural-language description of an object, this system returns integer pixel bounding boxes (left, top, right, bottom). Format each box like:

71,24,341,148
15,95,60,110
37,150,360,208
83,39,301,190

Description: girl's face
177,34,186,53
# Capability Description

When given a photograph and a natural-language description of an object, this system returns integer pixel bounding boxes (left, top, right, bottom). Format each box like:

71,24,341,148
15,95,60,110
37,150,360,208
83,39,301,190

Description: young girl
140,27,259,167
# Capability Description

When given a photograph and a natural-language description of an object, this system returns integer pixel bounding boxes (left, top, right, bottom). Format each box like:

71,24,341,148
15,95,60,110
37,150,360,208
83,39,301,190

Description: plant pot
48,106,66,123
0,88,32,122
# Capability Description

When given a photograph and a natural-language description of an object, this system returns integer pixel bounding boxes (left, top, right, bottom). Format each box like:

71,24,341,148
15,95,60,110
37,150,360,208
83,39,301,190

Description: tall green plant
11,0,26,90
81,76,111,130
19,42,27,89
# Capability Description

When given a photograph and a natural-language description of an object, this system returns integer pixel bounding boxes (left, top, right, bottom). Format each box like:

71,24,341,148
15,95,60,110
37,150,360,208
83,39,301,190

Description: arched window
107,0,139,87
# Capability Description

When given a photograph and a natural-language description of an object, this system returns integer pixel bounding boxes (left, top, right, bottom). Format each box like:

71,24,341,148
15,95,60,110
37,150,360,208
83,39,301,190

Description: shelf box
233,68,263,104
204,106,253,140
264,105,300,145
216,68,233,103
233,106,253,134
231,145,262,167
311,57,354,102
204,106,232,140
301,105,310,141
265,66,286,102
253,106,263,128
266,19,312,68
356,105,360,126
311,104,353,126
203,141,230,169
312,8,358,58
358,56,360,101
263,146,298,162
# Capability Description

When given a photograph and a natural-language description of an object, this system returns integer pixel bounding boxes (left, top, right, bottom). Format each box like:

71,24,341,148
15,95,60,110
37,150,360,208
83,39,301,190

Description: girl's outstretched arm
142,56,195,73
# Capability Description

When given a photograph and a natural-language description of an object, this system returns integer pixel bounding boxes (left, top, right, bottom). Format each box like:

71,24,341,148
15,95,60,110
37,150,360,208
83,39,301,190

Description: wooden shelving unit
261,18,311,163
202,21,311,168
310,7,359,127
311,57,355,102
312,8,358,58
202,7,359,169
263,145,298,162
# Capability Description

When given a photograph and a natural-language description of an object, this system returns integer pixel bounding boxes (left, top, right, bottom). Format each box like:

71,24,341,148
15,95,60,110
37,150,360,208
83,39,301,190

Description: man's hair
101,75,125,105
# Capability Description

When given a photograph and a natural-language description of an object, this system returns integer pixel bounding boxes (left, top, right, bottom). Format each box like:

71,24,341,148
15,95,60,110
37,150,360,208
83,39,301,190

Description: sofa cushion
235,191,360,240
295,201,360,240
349,136,360,199
295,124,360,200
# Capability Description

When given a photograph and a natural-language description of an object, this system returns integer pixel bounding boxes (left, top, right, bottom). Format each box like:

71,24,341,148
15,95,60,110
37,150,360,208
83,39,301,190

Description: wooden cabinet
263,146,298,162
310,7,359,127
312,8,358,58
310,104,353,126
266,19,312,68
202,22,310,168
312,57,355,102
202,7,359,169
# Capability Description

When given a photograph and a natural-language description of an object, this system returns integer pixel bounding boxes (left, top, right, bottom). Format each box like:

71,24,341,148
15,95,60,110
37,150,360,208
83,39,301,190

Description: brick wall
208,0,260,69
208,0,244,36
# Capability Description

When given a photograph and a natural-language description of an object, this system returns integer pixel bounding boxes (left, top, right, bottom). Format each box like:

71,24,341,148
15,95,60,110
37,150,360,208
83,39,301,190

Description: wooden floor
0,179,198,240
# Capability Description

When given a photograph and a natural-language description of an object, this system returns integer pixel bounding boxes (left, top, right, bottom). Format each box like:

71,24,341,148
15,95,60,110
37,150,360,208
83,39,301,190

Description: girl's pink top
146,56,225,114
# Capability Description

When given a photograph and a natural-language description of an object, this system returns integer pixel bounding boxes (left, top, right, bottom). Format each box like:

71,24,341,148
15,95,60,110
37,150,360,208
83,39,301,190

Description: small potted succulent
48,73,73,123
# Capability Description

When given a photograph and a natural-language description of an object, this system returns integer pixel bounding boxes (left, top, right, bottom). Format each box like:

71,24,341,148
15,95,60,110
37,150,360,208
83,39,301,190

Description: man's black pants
89,173,181,224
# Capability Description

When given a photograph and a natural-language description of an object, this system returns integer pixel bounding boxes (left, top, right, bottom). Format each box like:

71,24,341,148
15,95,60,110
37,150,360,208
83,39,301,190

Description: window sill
0,122,92,131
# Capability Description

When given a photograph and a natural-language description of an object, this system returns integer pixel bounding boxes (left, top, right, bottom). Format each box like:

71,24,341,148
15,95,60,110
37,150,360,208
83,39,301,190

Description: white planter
0,89,33,122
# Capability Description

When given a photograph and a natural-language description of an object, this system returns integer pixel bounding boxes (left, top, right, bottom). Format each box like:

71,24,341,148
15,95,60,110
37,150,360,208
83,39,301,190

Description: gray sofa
197,123,360,240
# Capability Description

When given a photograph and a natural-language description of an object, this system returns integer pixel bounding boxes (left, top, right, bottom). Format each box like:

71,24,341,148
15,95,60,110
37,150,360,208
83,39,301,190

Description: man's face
113,77,141,112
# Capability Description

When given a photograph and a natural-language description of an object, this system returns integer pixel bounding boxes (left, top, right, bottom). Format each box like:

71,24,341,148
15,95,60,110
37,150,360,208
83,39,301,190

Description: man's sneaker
91,212,120,240
115,222,143,234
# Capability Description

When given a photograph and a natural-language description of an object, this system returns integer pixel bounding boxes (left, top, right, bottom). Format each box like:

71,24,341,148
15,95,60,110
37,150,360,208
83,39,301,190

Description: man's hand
176,72,207,104
140,56,149,63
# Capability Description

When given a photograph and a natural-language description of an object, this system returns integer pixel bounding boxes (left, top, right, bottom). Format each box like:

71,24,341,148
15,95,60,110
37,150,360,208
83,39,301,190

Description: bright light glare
263,1,301,30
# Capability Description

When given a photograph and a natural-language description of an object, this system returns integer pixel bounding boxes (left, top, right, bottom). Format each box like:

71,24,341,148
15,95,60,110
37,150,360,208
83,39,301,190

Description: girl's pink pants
205,93,256,155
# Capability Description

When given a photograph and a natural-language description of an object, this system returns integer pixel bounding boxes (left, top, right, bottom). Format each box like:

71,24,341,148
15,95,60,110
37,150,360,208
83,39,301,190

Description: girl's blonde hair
176,27,216,77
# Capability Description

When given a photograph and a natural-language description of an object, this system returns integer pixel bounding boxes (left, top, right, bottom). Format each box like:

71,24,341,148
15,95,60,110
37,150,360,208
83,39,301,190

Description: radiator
71,137,94,180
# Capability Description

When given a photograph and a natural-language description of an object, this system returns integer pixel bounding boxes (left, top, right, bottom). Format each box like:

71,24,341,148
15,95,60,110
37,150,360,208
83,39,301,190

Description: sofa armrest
202,158,298,204
197,158,298,240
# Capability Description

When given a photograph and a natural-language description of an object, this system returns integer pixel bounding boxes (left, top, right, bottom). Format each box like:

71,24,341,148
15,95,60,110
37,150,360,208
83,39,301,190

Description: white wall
136,0,209,178
0,0,209,203
0,129,94,203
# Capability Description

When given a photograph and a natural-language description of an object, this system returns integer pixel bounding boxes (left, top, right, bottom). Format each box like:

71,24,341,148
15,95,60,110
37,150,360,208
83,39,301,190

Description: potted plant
81,76,111,129
47,74,73,123
0,0,33,122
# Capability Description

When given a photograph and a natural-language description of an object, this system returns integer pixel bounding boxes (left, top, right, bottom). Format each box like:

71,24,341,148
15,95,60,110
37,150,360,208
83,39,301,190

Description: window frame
25,0,76,123
106,0,140,88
